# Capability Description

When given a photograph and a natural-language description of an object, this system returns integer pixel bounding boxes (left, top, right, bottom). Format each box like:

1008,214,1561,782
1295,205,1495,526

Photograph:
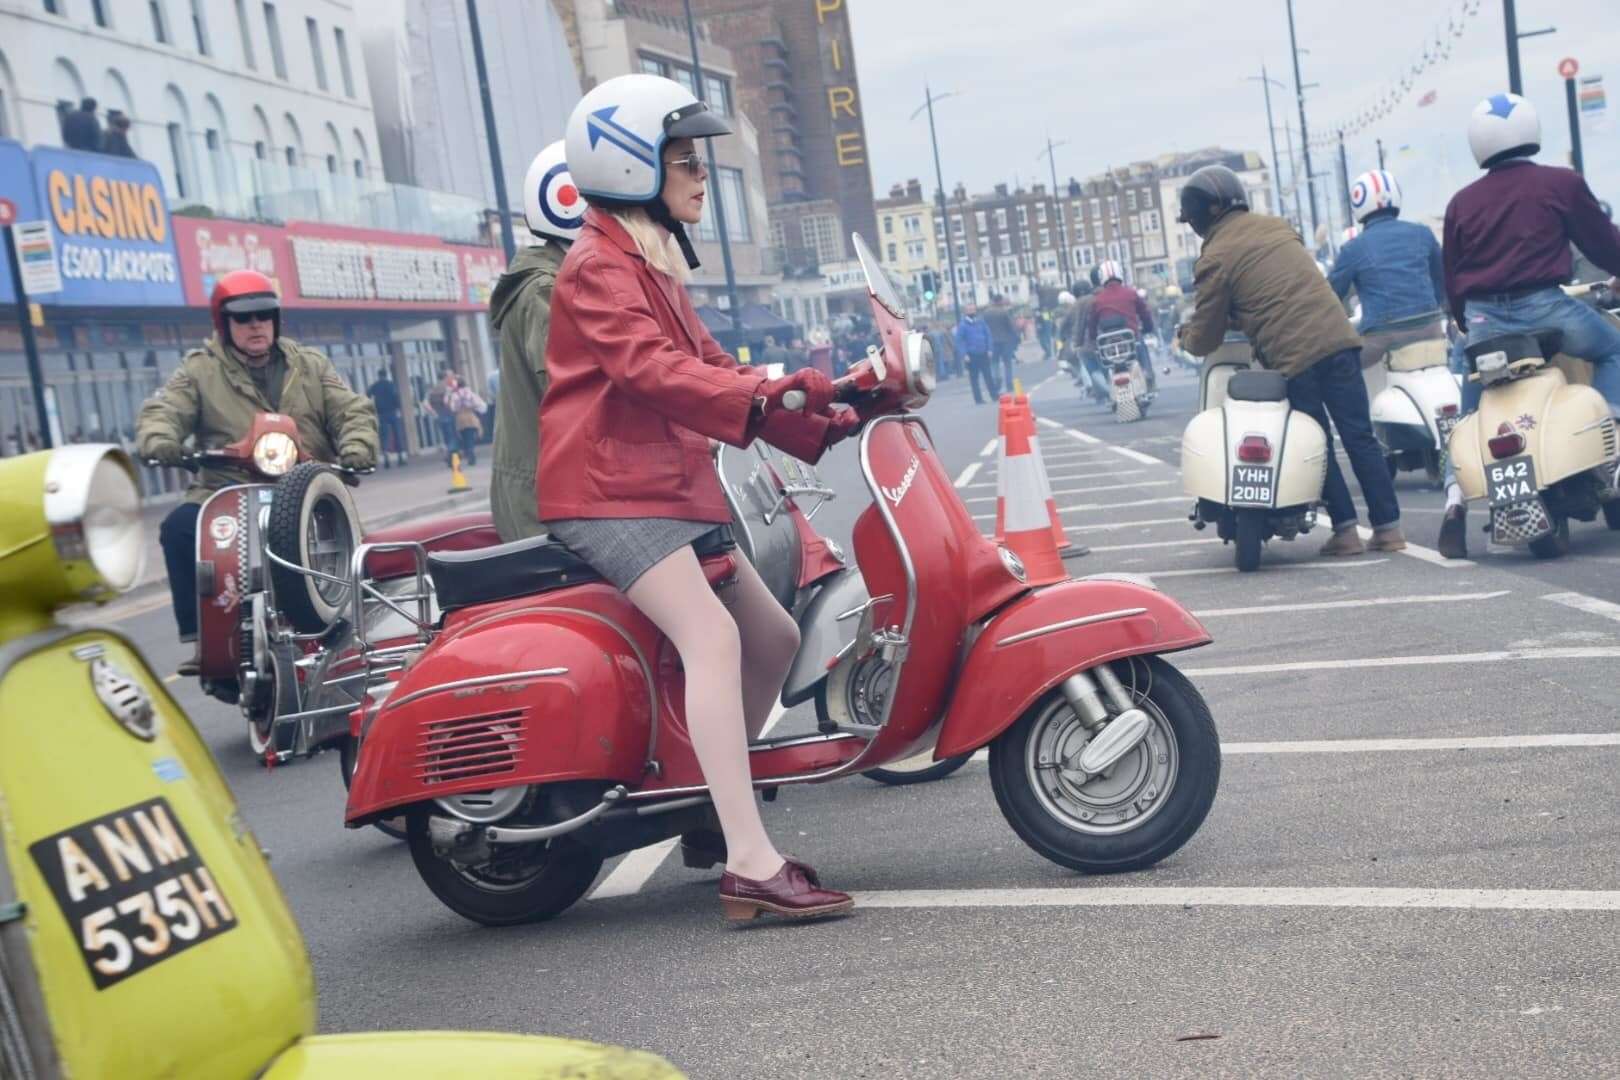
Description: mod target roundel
538,163,585,236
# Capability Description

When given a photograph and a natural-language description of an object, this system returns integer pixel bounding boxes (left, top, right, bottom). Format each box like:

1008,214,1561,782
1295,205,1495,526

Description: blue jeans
1287,348,1402,530
160,502,202,638
1442,289,1620,488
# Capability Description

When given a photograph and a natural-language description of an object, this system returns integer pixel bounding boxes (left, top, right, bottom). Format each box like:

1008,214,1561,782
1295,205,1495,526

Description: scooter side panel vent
415,709,526,784
1601,418,1618,463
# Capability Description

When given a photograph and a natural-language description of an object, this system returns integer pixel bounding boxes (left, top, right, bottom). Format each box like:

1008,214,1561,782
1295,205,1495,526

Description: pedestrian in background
367,368,408,468
428,367,459,466
448,378,487,467
982,293,1018,392
61,98,102,152
760,334,791,372
954,303,997,405
102,111,137,158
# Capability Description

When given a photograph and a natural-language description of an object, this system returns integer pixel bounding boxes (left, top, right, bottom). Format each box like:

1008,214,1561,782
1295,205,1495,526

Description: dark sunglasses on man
227,311,274,325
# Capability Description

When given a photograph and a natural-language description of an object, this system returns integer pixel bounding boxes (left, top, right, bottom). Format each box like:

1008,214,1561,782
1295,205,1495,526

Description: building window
994,207,1007,228
996,233,1010,254
1039,228,1050,249
936,243,946,262
883,216,893,235
951,215,964,237
90,0,109,27
639,55,668,77
188,0,209,53
1129,216,1141,236
1016,205,1027,226
886,242,897,262
955,263,972,285
1022,230,1032,250
1021,252,1034,272
325,153,337,174
334,27,356,97
264,4,288,79
1036,204,1047,224
974,210,987,232
1074,221,1087,243
306,18,329,91
704,74,731,117
769,219,785,250
670,65,696,96
284,145,297,167
235,0,256,68
954,240,966,261
253,139,267,160
694,166,751,243
353,157,365,178
1089,197,1101,219
1126,189,1138,211
1144,210,1162,233
907,241,925,260
165,122,188,197
800,213,840,265
981,258,994,280
43,0,61,13
904,215,921,237
1107,195,1118,217
1077,246,1092,267
149,0,170,43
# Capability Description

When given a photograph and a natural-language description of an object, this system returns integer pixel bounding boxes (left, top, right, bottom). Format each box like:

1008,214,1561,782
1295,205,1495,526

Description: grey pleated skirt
546,517,728,592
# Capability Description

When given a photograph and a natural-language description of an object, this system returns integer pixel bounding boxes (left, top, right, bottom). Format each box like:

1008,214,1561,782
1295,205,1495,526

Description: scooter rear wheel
406,810,602,926
1603,499,1620,531
1234,510,1264,573
989,656,1219,874
864,749,973,786
1528,515,1571,559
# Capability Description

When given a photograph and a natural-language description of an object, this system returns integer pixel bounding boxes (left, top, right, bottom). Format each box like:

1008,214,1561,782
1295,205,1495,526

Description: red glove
821,405,861,449
760,368,834,415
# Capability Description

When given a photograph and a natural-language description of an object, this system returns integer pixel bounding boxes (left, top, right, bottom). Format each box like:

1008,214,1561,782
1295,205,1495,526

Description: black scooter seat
428,526,736,611
1225,370,1288,402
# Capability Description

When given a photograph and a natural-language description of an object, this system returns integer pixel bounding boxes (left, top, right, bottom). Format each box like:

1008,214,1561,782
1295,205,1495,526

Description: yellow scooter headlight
252,431,298,477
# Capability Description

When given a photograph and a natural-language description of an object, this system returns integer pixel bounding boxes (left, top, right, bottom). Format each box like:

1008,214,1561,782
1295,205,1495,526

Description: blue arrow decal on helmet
1485,94,1518,118
587,107,656,166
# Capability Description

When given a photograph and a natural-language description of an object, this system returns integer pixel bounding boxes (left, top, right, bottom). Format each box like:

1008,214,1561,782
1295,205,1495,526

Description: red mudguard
933,579,1211,759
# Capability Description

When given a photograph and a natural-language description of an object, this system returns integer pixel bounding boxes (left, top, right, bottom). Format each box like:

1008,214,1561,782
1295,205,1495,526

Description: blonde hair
606,207,689,283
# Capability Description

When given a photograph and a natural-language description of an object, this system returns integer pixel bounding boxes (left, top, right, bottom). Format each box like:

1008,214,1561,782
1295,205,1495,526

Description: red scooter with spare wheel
342,235,1221,926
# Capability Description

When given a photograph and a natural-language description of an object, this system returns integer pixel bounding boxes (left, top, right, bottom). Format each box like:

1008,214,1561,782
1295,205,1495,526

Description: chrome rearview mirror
852,233,906,320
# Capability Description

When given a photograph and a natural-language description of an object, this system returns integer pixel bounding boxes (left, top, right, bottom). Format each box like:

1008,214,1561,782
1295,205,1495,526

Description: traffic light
919,269,939,301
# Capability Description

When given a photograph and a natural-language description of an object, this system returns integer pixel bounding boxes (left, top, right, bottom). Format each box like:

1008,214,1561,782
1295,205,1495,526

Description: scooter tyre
864,752,973,786
1603,499,1620,531
1528,515,1570,560
266,463,361,634
406,810,602,926
1234,510,1264,573
338,736,407,841
989,656,1220,874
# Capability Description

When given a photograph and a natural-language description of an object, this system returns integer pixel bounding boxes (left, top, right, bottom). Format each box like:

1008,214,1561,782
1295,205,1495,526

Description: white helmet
522,140,585,244
566,73,729,206
1098,259,1125,284
1467,93,1541,168
1349,170,1401,224
1057,290,1075,306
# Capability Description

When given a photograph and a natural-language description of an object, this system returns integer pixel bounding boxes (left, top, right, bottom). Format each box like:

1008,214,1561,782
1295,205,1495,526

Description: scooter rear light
1439,403,1459,416
1487,422,1524,460
1113,374,1131,386
1236,434,1272,464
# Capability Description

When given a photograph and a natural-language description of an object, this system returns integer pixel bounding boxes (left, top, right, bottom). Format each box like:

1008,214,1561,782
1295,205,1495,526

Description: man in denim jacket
1329,170,1448,369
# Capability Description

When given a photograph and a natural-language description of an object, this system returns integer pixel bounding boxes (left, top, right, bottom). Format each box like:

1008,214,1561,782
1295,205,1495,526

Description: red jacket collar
583,208,644,260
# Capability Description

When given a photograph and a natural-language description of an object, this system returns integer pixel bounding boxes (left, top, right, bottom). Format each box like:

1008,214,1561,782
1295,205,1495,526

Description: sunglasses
663,152,708,177
227,311,274,325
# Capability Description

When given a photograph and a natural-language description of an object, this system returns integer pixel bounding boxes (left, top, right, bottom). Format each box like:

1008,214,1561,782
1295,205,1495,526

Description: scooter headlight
252,431,298,476
44,445,145,600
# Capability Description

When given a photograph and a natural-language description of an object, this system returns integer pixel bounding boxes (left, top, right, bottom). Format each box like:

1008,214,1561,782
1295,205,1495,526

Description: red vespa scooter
343,235,1220,926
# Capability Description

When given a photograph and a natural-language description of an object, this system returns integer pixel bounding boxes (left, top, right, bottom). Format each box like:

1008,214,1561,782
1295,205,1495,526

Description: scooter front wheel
406,809,603,927
989,656,1220,874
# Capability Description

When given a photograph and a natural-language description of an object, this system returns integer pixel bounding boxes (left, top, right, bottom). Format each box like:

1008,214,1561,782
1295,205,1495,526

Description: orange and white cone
998,417,1067,586
994,394,1015,540
1015,394,1071,550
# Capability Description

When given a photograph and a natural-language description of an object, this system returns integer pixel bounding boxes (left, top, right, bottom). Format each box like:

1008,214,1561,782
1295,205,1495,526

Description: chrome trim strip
995,607,1150,647
385,667,569,712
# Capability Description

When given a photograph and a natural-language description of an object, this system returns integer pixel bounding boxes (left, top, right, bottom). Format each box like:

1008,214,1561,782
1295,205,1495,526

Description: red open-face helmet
209,269,281,343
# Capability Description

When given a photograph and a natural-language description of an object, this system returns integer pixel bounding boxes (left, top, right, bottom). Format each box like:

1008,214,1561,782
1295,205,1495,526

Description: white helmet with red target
522,140,585,244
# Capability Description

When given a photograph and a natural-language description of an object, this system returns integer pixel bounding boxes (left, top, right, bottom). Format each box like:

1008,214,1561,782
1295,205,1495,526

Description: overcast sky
847,0,1619,228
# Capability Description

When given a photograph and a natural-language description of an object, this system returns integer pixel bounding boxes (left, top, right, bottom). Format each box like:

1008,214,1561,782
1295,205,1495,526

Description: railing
173,149,488,244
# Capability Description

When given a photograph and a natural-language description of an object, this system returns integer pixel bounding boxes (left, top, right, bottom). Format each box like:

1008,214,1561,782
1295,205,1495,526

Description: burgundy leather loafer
718,860,853,922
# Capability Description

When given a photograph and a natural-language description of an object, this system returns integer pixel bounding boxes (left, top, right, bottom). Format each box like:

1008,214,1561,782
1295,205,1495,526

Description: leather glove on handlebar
760,368,834,415
821,405,861,449
147,439,186,466
339,449,375,471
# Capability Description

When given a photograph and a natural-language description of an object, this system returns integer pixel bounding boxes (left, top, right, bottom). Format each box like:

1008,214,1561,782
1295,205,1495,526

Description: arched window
51,57,87,144
251,105,274,162
202,93,234,211
322,121,342,175
350,126,369,179
160,83,195,200
282,112,304,169
100,67,136,152
0,50,23,140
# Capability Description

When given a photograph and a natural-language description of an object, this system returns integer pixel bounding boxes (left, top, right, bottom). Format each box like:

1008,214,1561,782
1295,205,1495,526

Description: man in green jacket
489,141,584,542
137,270,378,670
1177,165,1404,556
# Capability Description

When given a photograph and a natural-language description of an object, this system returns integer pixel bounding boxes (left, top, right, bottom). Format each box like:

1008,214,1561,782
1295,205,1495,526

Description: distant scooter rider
1436,93,1620,558
1176,164,1405,556
489,140,584,543
137,271,379,673
1329,170,1448,368
1086,260,1157,390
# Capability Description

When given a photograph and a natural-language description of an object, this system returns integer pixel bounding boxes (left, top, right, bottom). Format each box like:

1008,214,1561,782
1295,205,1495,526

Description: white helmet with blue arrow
565,74,731,265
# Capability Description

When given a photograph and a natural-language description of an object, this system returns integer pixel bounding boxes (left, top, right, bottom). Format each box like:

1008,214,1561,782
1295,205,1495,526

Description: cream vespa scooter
1360,312,1462,487
1449,314,1620,558
1182,335,1329,571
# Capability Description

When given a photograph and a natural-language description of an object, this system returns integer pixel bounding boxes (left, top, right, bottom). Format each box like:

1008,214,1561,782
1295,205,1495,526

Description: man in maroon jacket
1086,261,1157,390
1436,92,1620,557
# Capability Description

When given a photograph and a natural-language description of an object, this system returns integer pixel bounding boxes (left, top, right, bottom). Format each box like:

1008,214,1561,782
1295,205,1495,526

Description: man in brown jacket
1177,165,1403,555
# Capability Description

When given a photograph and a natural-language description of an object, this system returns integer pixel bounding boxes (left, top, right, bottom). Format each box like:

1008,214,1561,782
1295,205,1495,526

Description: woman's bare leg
627,547,784,881
720,552,801,741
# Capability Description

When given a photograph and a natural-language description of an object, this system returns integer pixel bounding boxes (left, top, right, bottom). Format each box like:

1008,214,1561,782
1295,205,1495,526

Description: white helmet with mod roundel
1349,170,1401,224
522,140,584,243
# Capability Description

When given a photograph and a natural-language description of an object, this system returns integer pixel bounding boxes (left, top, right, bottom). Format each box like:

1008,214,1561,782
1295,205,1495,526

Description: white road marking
1109,445,1164,466
962,481,1175,503
1063,428,1101,445
1354,526,1476,568
1184,646,1620,678
1223,733,1620,754
1544,591,1620,624
1030,374,1059,396
1194,591,1511,618
954,462,980,488
851,887,1620,913
1085,538,1221,553
1062,517,1190,533
973,496,1186,521
1037,417,1062,429
979,438,998,458
70,591,171,626
1143,559,1392,578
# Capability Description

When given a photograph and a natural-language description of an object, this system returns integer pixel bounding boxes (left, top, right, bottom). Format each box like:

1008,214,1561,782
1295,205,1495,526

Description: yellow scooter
0,445,682,1079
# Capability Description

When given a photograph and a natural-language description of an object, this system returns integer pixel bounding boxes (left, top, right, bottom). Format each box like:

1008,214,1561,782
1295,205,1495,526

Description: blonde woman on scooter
540,75,860,921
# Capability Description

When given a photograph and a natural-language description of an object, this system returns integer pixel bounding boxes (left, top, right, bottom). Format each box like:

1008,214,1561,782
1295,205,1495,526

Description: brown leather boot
1437,506,1468,559
1367,525,1407,552
176,643,201,677
1318,525,1365,557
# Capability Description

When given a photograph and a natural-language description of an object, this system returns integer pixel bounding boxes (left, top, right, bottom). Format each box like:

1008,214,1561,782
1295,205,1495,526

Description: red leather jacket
1085,282,1156,341
537,210,832,523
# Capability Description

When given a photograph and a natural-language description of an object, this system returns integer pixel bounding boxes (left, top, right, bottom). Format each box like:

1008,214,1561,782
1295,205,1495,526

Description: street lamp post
1281,122,1306,233
1337,129,1353,229
1285,0,1319,238
681,0,742,324
1246,67,1286,220
1502,0,1558,95
1037,135,1072,290
464,0,516,263
913,85,964,329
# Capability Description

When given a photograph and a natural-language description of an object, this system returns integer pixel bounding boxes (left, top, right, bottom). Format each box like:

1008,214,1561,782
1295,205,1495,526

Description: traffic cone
993,395,1017,540
447,451,471,495
1015,394,1071,550
997,415,1067,586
